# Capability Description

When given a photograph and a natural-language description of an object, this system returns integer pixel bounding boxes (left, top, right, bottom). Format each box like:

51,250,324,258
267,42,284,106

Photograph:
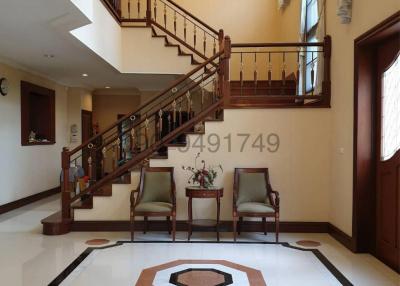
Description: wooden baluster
61,147,71,221
172,100,177,129
201,74,205,110
101,147,107,177
311,51,315,96
193,25,197,48
128,0,131,19
153,0,157,21
240,53,244,96
163,3,167,28
111,142,116,172
203,31,207,55
213,38,216,55
254,52,258,95
88,155,93,180
144,118,149,149
268,52,272,89
158,109,163,139
174,11,177,35
296,51,300,95
167,113,171,133
186,91,191,119
146,0,151,26
137,0,141,18
131,128,136,153
282,52,286,87
184,17,187,42
178,101,182,126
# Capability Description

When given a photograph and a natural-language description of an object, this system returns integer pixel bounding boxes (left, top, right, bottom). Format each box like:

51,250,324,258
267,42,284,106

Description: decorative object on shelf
182,153,223,188
0,77,8,96
28,131,36,143
337,0,352,24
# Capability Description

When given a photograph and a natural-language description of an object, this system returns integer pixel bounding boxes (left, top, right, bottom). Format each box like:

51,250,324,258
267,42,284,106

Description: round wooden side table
185,186,224,241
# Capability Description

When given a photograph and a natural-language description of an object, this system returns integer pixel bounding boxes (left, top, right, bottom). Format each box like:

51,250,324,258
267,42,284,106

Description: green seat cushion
237,202,275,213
141,171,172,203
135,202,173,213
237,172,271,205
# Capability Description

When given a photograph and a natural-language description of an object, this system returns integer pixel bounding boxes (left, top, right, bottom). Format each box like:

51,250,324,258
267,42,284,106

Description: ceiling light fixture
105,86,111,89
82,73,88,77
43,54,55,58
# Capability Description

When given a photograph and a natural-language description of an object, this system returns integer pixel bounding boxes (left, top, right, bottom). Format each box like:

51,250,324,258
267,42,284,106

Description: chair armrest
270,190,280,209
130,189,138,207
232,183,238,213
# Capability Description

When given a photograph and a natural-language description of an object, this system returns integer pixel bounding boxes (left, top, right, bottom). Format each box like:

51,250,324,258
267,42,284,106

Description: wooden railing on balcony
227,36,331,108
100,0,222,62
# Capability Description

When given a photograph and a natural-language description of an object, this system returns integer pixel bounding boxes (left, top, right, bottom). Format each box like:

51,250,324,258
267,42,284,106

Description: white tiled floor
0,195,398,286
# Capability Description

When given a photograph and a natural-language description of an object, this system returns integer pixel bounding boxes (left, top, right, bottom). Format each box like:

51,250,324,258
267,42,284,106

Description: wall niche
21,81,55,146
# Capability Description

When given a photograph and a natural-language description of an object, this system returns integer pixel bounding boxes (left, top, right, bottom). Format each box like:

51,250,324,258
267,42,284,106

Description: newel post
322,35,331,107
218,29,225,99
61,147,71,221
116,0,122,18
223,35,231,108
146,0,152,26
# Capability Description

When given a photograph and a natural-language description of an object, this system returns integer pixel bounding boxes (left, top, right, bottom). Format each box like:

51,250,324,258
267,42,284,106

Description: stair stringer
73,120,223,222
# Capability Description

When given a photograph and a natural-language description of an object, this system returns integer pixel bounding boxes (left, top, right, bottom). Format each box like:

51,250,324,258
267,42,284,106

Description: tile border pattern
48,241,353,286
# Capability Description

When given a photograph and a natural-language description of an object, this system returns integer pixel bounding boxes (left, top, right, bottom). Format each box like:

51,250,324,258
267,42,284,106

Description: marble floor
0,195,398,286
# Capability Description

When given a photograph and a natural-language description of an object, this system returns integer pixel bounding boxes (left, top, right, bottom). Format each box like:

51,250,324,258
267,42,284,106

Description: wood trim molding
328,223,355,252
0,187,60,215
353,11,400,253
71,220,329,233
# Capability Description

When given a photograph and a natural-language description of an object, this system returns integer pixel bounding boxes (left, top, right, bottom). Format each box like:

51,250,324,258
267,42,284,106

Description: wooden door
375,35,399,272
81,110,93,176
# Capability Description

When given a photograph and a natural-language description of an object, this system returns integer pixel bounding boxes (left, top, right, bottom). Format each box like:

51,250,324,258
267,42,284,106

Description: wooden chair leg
275,213,280,242
172,215,176,242
167,216,171,235
130,214,135,241
238,217,243,235
233,217,237,242
262,217,267,235
144,216,148,234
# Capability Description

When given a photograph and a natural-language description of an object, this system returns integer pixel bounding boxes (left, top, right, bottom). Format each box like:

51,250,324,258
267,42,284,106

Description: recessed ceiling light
82,73,88,77
105,86,111,89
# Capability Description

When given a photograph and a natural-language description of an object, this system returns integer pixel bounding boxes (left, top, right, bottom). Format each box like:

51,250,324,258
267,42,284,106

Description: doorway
353,12,399,272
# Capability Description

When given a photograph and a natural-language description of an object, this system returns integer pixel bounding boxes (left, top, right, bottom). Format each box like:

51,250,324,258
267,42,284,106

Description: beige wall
327,0,400,235
0,62,68,205
92,89,141,132
67,88,92,151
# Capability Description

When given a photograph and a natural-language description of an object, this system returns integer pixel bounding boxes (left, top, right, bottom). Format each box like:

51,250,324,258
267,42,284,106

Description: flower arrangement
182,153,223,189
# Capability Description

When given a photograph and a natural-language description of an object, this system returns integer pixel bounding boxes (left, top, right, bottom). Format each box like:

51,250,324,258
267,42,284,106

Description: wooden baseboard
71,220,329,233
328,223,355,252
0,187,60,215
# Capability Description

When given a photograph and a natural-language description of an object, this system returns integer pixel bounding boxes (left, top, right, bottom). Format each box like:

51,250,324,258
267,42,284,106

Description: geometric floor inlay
49,241,353,286
137,260,265,285
85,239,110,246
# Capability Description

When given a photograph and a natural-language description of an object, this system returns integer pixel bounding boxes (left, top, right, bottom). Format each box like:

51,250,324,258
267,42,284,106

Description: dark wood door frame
353,12,399,260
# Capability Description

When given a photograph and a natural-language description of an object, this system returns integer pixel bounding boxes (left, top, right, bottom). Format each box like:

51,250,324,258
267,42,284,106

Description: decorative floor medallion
85,239,110,246
296,240,321,247
137,260,266,286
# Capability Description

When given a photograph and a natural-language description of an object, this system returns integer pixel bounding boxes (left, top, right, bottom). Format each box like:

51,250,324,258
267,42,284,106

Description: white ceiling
0,0,181,91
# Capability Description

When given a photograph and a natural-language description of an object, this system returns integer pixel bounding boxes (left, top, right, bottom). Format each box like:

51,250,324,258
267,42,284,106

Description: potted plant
182,153,223,189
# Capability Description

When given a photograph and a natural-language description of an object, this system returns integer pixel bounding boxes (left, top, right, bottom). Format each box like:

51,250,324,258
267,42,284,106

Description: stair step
150,152,169,159
41,211,71,235
92,185,112,197
71,197,93,210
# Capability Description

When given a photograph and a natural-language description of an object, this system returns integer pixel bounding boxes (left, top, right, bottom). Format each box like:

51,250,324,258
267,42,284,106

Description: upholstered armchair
233,168,280,242
130,167,176,241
